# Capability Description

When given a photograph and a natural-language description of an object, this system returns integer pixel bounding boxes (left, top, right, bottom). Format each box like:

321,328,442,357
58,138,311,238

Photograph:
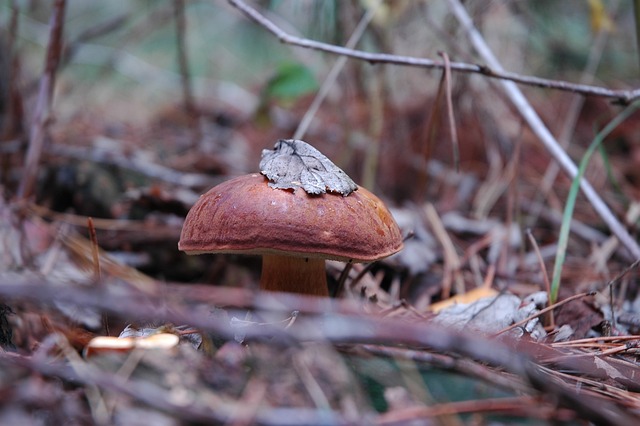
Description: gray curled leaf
259,139,358,196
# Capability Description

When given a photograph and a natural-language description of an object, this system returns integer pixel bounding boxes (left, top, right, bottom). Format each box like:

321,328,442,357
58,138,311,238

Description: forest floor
2,1,640,425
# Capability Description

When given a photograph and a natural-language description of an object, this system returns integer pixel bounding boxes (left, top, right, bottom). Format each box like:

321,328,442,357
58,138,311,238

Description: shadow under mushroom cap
179,174,403,262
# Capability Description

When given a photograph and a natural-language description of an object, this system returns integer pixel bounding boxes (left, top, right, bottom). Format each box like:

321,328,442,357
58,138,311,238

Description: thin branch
173,0,196,113
227,0,640,104
61,14,128,65
416,62,447,200
602,253,640,327
605,258,640,291
526,229,555,327
634,0,640,71
438,51,459,172
17,0,66,199
87,217,101,282
0,0,22,147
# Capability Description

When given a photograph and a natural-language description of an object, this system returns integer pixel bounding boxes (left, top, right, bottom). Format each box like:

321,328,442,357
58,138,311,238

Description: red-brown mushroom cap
178,173,403,262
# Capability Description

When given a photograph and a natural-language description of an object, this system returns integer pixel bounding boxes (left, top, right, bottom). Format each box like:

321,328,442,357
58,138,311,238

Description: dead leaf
429,286,499,313
259,139,357,196
593,357,625,380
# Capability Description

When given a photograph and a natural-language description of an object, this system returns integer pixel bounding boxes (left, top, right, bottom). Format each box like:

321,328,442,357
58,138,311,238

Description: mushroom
179,173,403,296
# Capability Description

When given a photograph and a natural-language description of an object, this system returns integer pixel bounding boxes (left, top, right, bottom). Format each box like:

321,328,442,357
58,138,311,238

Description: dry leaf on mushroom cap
259,139,358,196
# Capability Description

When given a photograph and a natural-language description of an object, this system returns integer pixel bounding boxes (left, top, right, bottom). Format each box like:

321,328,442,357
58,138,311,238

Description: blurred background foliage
3,0,637,125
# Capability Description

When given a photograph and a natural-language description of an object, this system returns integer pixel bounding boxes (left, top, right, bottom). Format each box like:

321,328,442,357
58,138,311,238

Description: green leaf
263,62,318,103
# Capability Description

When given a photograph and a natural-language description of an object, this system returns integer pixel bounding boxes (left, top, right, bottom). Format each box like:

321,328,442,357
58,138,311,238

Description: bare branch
439,51,459,172
227,0,640,104
174,0,196,113
18,0,66,199
62,14,128,65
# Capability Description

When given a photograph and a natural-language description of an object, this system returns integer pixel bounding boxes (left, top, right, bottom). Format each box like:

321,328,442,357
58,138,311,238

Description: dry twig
173,0,195,113
18,0,66,199
438,51,459,172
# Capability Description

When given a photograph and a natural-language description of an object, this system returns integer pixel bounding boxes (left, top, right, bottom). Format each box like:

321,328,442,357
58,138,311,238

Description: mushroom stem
260,254,329,296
